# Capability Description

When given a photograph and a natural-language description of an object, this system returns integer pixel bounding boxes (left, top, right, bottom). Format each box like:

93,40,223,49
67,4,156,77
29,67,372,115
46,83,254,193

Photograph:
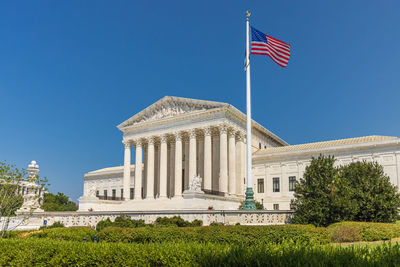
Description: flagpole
243,10,256,210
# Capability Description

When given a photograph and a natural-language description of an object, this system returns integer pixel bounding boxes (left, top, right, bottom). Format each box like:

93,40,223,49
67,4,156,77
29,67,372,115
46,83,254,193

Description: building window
121,189,124,199
273,204,279,210
259,143,261,149
96,190,99,197
112,189,116,200
273,178,280,192
289,176,296,191
104,190,108,198
257,179,264,193
130,188,134,200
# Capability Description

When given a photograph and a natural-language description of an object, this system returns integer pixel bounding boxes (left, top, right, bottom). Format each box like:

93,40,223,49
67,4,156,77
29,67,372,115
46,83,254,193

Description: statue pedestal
182,190,205,200
16,191,44,214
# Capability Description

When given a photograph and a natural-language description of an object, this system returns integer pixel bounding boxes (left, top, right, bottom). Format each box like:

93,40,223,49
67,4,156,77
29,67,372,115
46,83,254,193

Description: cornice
253,140,400,163
119,105,287,147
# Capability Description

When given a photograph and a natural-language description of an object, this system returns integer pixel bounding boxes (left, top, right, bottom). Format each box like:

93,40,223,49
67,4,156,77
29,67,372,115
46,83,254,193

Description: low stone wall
8,210,294,230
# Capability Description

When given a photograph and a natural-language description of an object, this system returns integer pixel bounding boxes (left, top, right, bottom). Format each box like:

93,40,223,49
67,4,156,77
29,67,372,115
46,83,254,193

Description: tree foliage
41,192,78,212
291,155,400,226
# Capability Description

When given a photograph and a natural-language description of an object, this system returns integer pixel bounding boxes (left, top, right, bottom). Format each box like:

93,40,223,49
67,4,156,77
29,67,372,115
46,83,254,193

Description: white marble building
252,136,400,210
78,96,400,212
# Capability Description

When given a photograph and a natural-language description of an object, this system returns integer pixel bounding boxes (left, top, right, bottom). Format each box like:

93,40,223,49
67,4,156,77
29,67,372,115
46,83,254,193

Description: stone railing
9,210,294,230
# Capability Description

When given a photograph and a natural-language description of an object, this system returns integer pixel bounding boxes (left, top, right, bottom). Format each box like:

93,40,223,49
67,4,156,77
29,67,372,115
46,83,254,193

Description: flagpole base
242,187,256,210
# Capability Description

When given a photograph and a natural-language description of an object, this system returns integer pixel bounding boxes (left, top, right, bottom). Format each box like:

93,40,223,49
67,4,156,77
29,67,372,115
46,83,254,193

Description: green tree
337,161,400,223
41,192,78,212
291,155,400,226
291,155,338,227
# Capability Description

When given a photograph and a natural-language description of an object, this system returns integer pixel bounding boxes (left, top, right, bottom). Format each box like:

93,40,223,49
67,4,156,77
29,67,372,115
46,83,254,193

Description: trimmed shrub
209,222,224,226
39,221,65,230
328,222,400,242
96,216,147,231
28,227,96,242
154,216,203,227
96,216,202,230
99,224,330,245
2,238,400,266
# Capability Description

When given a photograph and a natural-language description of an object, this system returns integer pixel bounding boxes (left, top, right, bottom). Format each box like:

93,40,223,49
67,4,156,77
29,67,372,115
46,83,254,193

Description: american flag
250,27,291,68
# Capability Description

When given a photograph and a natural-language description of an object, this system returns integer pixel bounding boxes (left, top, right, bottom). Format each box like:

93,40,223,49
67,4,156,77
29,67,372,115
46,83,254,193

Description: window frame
273,177,280,192
289,176,296,192
257,178,265,193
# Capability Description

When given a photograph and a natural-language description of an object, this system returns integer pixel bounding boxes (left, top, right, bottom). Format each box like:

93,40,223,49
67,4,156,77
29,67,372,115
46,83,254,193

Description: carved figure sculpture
188,175,203,192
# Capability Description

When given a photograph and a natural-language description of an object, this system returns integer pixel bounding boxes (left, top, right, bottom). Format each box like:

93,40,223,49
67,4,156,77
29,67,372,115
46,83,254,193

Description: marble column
203,127,212,193
146,137,155,199
228,130,236,196
123,141,131,201
189,129,197,182
169,142,175,197
159,134,168,198
219,125,228,194
174,133,183,197
134,140,143,200
236,133,245,196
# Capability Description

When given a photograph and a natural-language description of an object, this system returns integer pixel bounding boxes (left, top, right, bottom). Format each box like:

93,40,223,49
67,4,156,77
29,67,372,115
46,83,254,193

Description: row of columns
122,125,244,200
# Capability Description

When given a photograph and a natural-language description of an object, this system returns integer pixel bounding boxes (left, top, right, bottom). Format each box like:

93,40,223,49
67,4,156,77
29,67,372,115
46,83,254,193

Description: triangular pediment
118,96,228,129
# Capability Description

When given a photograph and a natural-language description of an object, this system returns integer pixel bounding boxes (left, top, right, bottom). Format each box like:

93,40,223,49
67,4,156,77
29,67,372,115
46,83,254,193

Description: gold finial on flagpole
246,10,251,19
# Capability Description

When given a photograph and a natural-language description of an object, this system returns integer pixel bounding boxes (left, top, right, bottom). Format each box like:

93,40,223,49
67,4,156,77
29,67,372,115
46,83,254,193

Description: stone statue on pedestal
183,175,204,194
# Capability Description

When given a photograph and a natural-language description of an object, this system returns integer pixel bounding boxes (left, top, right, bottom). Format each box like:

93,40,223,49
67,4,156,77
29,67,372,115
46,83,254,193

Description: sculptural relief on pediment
129,102,209,126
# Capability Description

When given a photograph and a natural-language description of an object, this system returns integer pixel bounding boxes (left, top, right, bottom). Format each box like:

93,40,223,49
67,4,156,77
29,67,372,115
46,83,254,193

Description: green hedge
99,224,330,245
96,215,203,231
2,230,31,239
153,216,203,227
2,238,400,266
328,222,400,242
28,227,97,242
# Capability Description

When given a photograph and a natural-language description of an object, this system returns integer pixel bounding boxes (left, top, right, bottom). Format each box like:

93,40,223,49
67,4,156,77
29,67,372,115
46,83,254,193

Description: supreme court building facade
78,96,400,212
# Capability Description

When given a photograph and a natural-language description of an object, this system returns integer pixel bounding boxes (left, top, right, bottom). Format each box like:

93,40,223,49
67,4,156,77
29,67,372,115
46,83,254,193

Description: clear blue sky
1,1,399,201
